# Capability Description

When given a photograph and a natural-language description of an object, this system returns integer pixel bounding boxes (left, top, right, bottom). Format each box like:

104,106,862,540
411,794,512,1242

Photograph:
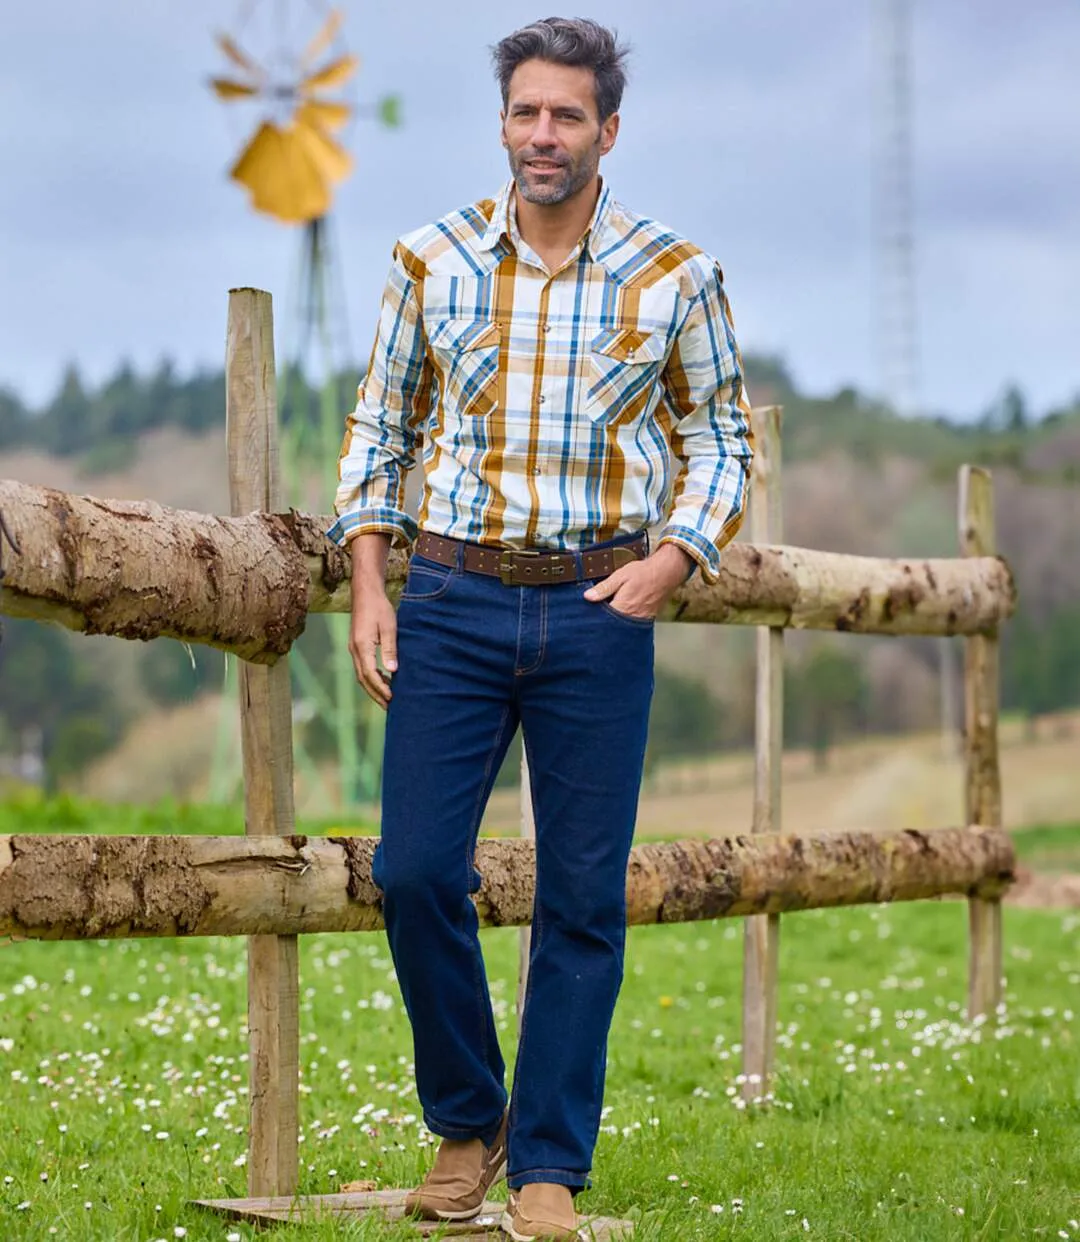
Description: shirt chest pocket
428,318,501,418
586,327,668,427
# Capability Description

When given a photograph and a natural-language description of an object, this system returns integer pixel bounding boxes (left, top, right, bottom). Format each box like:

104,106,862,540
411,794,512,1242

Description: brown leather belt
413,531,648,586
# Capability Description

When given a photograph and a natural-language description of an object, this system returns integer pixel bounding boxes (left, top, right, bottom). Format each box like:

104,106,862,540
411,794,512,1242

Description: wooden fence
0,289,1017,1202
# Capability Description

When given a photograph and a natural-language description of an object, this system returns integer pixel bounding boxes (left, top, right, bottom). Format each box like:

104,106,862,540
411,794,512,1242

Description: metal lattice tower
874,0,919,418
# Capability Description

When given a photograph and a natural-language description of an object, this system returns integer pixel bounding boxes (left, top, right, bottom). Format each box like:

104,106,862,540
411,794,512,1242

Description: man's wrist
650,541,695,589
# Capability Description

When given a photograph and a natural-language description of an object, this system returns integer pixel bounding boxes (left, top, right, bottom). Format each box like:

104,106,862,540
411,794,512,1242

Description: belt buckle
499,549,544,586
499,550,525,585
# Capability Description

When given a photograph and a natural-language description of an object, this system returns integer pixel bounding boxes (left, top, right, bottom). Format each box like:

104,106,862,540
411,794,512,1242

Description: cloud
0,0,1076,416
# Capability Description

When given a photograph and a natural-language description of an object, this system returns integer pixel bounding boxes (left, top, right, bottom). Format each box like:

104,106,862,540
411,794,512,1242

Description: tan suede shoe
403,1113,508,1221
501,1183,582,1241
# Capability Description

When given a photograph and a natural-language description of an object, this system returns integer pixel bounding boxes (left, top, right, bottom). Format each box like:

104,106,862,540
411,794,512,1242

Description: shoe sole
499,1209,584,1241
427,1155,509,1221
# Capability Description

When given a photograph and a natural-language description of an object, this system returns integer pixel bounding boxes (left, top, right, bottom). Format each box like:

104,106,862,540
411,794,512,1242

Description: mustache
520,150,569,166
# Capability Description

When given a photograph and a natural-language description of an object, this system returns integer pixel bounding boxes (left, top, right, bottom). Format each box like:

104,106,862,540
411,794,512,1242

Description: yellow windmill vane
210,7,358,224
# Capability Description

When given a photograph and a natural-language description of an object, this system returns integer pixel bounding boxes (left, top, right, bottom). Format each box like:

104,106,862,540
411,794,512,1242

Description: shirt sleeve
326,243,433,548
656,263,755,583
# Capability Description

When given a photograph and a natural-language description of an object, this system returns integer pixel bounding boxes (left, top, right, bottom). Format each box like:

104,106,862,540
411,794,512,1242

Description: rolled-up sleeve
657,263,754,583
326,243,432,548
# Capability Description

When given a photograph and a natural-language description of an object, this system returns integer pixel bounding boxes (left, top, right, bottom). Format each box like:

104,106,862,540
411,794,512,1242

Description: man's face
501,59,619,207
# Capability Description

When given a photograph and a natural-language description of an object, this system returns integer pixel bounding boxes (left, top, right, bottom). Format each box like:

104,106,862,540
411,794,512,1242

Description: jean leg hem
424,1108,506,1147
507,1167,591,1193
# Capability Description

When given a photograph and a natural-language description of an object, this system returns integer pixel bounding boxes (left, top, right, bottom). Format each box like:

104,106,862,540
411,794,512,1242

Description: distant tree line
2,356,1077,470
0,360,361,474
1,357,1078,789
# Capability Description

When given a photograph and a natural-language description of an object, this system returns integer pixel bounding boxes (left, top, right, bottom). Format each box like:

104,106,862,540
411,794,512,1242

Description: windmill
211,9,357,225
208,3,401,809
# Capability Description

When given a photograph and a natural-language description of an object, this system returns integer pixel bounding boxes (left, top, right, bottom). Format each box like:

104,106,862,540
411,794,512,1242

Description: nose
530,108,558,148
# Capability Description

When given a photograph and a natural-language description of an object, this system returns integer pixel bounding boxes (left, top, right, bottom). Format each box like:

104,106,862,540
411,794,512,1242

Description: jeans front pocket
598,598,656,628
584,578,656,628
400,553,457,602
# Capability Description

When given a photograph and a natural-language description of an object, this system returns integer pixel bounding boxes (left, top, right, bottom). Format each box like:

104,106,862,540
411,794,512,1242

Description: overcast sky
1,0,1077,419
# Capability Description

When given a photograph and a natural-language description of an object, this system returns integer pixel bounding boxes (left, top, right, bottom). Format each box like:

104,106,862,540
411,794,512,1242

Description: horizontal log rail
0,827,1015,941
0,479,1017,659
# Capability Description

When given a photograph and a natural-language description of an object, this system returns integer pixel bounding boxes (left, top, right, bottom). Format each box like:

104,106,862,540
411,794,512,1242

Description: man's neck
513,177,600,271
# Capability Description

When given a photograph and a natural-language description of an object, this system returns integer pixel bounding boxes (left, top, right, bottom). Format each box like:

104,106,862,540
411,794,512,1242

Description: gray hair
491,17,630,122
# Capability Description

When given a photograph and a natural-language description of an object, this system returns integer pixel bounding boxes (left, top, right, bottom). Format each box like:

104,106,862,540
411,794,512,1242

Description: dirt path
1007,867,1080,910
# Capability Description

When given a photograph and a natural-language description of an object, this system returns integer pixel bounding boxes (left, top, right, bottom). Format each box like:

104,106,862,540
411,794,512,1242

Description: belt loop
455,539,464,573
572,547,585,584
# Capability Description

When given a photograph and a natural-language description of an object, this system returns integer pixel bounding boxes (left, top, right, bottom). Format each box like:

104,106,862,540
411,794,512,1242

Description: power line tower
874,1,960,758
874,0,919,419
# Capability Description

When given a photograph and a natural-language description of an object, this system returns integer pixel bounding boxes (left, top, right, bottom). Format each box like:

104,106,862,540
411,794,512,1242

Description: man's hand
583,542,694,620
348,534,397,709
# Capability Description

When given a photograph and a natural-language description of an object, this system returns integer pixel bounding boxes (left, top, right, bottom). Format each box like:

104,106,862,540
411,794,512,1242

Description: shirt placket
531,251,581,539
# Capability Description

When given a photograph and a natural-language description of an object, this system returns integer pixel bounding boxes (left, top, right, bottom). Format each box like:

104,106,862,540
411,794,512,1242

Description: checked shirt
329,179,754,581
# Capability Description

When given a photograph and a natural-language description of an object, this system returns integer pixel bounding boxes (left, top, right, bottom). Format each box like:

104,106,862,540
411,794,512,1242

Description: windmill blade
293,114,353,185
300,7,344,68
230,121,331,224
230,122,284,198
215,32,264,80
295,99,351,133
300,53,359,93
275,126,334,221
210,76,259,101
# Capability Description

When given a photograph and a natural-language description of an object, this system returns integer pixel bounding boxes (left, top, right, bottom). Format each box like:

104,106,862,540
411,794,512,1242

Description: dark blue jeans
373,538,654,1192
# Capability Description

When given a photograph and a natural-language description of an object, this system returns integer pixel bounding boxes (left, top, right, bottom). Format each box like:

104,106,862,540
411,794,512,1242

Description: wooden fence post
742,406,783,1101
959,465,1004,1019
226,288,300,1197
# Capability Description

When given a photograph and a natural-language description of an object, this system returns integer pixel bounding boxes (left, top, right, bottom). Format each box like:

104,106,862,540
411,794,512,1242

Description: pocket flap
429,318,501,352
590,327,667,364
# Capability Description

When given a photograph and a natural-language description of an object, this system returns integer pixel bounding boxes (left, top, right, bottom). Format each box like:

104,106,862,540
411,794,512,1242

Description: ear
599,111,620,157
499,109,508,150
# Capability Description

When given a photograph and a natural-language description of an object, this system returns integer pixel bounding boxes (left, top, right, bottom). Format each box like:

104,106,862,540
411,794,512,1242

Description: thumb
380,615,398,673
583,571,623,602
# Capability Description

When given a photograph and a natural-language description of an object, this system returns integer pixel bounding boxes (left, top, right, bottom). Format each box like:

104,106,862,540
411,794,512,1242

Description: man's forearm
350,532,393,597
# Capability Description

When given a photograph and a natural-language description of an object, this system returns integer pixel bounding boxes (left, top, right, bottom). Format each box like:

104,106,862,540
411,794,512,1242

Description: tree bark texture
0,479,307,663
0,827,1015,942
0,480,1016,651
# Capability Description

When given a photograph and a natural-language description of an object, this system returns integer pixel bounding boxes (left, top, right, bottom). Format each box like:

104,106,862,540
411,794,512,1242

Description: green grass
0,794,375,838
0,807,1079,1240
1011,822,1080,871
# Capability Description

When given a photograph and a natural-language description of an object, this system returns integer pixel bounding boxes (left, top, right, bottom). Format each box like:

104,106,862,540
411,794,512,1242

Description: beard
508,141,600,206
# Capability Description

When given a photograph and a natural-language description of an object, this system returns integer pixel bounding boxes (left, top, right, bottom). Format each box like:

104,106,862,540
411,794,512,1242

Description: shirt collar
479,177,615,264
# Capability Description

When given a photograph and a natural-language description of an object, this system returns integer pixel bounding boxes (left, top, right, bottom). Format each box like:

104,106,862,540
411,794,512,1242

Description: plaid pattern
329,180,754,581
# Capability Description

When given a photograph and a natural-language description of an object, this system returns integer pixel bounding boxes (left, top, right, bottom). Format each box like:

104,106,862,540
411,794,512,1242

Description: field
73,701,1080,834
1,802,1079,1239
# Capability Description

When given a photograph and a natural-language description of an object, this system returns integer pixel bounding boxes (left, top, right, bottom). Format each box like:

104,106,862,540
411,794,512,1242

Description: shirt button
538,395,546,404
542,323,551,333
532,467,542,476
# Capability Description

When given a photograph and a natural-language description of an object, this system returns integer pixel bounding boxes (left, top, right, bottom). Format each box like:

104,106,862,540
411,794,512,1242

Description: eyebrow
510,102,589,119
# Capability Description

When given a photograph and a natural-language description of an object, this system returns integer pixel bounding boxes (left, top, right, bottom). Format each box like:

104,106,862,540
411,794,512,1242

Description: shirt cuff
657,525,722,584
326,507,418,549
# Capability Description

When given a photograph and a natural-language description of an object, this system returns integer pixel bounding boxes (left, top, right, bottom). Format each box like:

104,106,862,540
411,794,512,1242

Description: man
329,17,753,1240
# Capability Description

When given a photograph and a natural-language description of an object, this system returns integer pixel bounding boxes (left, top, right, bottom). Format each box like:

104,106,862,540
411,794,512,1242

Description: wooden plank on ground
226,287,300,1196
193,1189,632,1237
743,406,783,1102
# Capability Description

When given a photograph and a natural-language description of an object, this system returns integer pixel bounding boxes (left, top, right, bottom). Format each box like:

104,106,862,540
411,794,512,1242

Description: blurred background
1,0,1077,841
